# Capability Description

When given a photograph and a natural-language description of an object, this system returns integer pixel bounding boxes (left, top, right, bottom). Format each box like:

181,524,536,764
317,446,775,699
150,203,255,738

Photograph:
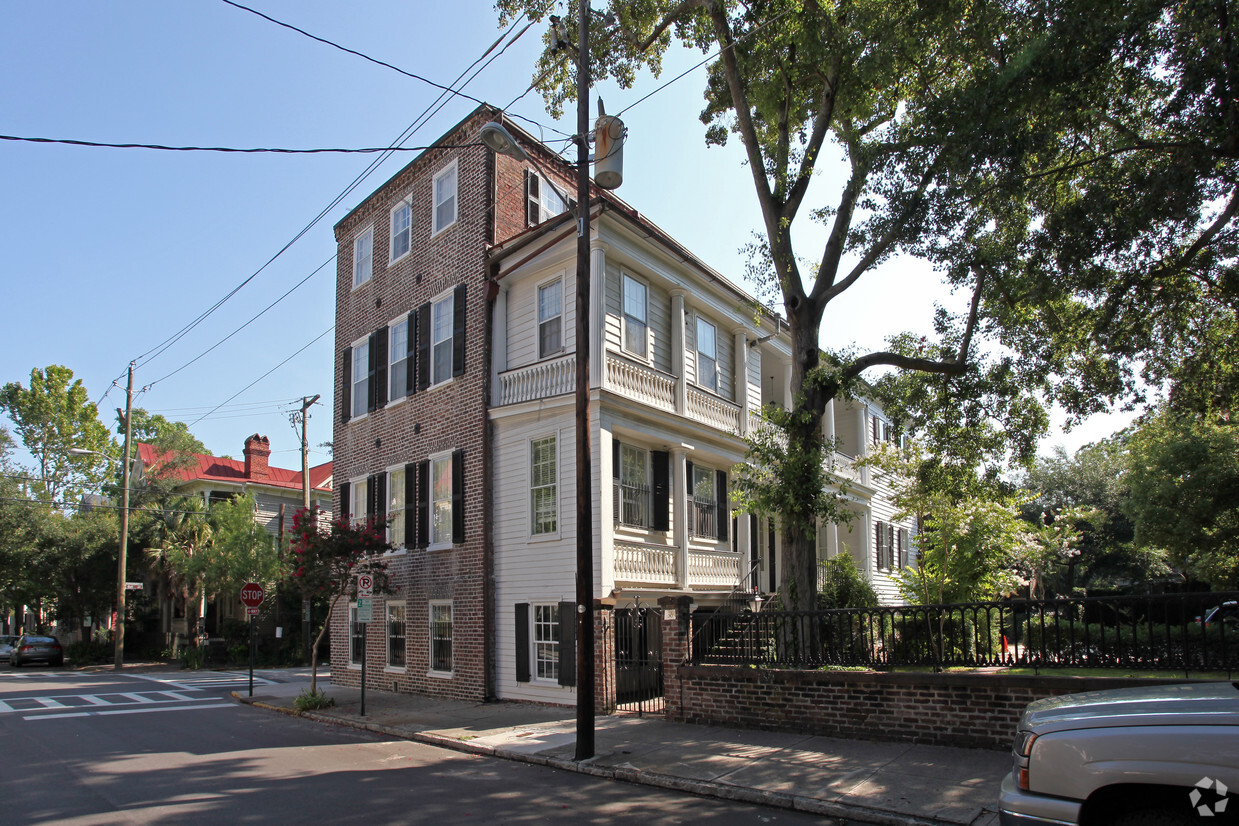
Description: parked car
0,635,19,662
1195,601,1239,627
9,634,64,668
999,682,1239,825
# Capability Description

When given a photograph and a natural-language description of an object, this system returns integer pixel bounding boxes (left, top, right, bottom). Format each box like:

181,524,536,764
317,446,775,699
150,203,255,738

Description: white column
737,507,752,589
781,359,793,409
822,396,835,446
672,446,688,589
732,327,748,435
858,405,871,486
598,417,615,596
492,283,509,407
670,289,687,415
589,243,606,389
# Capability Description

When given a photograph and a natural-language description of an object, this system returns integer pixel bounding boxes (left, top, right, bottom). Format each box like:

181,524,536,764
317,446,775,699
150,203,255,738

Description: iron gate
614,604,663,714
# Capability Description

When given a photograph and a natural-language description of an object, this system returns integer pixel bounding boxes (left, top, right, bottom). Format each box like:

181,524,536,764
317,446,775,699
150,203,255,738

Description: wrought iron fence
690,591,1239,674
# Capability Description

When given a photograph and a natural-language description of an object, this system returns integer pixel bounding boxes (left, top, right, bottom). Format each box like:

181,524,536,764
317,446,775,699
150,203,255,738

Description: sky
0,0,1135,479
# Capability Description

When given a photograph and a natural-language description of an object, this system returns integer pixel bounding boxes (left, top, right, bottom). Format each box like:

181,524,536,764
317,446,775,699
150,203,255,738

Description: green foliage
0,365,113,503
64,638,112,665
817,554,878,610
202,494,279,598
123,408,207,456
1123,410,1239,589
179,646,205,669
293,689,335,713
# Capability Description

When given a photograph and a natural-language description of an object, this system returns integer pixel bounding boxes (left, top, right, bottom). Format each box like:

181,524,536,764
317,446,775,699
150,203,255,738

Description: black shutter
341,347,352,423
525,170,539,226
404,463,417,547
716,470,729,542
339,481,351,522
875,521,883,569
888,524,896,569
417,303,431,391
651,450,669,531
366,332,378,413
515,604,530,682
451,449,464,544
750,513,760,566
374,472,387,528
373,325,389,409
557,601,576,687
416,460,429,549
405,311,416,396
612,440,621,523
452,284,466,378
366,474,379,524
896,528,905,568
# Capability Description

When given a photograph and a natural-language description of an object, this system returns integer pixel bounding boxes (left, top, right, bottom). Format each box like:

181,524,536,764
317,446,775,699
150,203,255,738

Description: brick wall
661,605,1190,751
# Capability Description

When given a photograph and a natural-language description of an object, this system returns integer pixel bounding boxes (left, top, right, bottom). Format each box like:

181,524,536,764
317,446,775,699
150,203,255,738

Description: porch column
671,446,689,589
822,396,835,446
599,426,616,595
589,242,606,390
732,326,749,435
737,506,752,589
858,405,871,486
670,289,687,415
781,359,793,409
492,283,509,407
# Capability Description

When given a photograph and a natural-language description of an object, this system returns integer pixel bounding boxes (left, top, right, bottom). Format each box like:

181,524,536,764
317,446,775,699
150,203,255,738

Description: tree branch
631,0,711,52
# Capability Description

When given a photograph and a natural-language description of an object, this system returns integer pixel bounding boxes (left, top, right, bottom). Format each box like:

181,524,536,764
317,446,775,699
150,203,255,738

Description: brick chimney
243,434,271,480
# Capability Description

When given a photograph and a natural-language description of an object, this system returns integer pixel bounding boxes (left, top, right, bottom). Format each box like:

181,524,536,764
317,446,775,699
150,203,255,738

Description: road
0,666,840,825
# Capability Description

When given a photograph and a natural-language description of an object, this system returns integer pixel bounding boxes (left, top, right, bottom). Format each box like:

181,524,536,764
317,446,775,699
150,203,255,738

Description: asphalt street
0,667,847,825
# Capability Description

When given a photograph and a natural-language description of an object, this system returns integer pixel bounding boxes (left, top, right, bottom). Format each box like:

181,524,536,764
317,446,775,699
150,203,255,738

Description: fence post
594,601,616,714
659,596,691,720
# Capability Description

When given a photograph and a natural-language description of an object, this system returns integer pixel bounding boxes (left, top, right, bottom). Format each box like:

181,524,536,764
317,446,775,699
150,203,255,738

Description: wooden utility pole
296,394,319,661
114,363,134,670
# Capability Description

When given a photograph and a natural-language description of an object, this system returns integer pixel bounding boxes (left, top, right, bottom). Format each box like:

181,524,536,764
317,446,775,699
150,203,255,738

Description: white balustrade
614,541,677,586
498,355,575,405
605,353,676,412
687,549,743,588
686,386,742,433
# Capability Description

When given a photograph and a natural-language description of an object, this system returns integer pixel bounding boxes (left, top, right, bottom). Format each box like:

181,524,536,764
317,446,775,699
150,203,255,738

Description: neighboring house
134,434,332,647
330,104,915,707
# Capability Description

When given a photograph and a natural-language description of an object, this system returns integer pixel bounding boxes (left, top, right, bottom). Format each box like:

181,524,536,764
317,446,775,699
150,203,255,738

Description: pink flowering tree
284,506,394,696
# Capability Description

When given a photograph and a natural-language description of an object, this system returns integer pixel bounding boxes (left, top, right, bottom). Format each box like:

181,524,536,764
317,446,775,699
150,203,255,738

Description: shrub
64,639,111,665
818,555,879,610
293,689,334,713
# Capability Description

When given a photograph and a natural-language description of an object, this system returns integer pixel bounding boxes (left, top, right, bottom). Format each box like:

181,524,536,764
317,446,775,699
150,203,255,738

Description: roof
135,443,333,494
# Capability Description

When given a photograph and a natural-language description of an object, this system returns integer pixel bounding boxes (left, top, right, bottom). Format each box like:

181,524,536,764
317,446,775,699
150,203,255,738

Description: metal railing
690,591,1239,675
617,481,649,528
689,495,716,538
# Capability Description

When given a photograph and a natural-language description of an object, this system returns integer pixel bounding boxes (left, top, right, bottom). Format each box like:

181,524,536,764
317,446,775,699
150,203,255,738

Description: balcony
613,540,744,591
687,385,741,434
498,354,574,406
605,352,675,413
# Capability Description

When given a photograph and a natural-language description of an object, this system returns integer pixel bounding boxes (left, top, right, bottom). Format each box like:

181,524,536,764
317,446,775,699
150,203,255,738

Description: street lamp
69,362,134,670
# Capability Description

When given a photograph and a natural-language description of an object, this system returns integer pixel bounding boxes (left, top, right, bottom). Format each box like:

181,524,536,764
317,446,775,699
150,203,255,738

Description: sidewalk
236,676,1005,826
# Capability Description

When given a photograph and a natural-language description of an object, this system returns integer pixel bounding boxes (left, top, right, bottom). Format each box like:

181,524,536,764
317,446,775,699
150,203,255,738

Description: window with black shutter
341,347,352,423
339,481,351,522
416,302,432,391
373,325,388,410
405,310,416,396
514,603,531,682
650,450,669,531
557,601,576,687
452,284,466,378
716,470,729,542
451,449,464,543
404,462,417,547
366,331,379,413
415,460,429,549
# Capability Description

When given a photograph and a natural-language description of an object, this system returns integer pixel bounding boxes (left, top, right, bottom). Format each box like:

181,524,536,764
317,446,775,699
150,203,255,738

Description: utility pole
573,0,596,761
115,363,134,670
294,394,319,661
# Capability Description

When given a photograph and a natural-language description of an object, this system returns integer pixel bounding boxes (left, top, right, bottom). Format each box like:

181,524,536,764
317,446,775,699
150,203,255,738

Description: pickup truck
999,681,1239,825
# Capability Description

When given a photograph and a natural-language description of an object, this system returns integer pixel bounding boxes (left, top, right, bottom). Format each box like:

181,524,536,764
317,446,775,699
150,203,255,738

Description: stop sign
240,582,265,608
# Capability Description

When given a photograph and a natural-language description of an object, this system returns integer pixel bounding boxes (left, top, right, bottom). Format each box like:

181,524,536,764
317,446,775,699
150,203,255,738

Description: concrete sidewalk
235,676,1004,826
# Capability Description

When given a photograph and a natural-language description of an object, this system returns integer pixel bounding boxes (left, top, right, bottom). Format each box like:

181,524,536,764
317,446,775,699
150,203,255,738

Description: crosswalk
0,671,279,721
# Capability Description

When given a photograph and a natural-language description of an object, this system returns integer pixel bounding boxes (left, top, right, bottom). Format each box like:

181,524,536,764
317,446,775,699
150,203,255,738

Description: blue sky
0,0,1129,475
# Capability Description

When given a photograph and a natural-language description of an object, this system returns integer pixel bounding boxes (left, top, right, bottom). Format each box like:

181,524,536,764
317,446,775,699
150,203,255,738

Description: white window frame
353,226,373,289
429,601,453,676
389,196,412,262
385,601,406,670
388,315,410,402
696,315,718,392
350,334,370,421
617,443,651,530
432,160,458,236
349,475,368,526
621,272,648,359
529,433,558,539
428,450,453,550
528,173,567,224
429,289,455,388
532,603,560,682
348,603,363,668
537,277,564,359
386,464,406,551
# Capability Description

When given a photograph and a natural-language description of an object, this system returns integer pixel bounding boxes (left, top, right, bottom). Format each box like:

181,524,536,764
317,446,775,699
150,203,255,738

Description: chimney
243,434,271,480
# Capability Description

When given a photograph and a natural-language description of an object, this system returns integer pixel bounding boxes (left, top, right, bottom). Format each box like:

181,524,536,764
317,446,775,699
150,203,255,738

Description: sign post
240,582,265,697
357,574,372,716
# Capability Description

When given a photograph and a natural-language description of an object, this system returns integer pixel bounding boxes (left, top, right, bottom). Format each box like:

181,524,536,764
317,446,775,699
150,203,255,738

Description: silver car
999,682,1239,825
0,635,18,662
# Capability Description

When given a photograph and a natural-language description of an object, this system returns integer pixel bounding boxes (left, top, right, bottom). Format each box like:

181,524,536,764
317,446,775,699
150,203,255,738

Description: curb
233,693,982,826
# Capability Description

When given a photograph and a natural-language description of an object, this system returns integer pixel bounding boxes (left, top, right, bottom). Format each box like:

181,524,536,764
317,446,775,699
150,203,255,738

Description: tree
32,508,118,637
284,507,393,696
1123,409,1239,589
145,496,213,640
1,365,113,503
123,408,208,457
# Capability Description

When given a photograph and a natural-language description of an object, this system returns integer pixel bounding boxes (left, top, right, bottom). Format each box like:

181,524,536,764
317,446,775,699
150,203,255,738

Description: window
388,467,406,547
526,171,567,225
691,464,716,538
389,317,410,399
353,227,373,288
386,602,406,668
415,285,465,390
430,454,452,546
533,604,559,680
622,274,647,358
618,444,649,528
349,604,364,666
430,602,453,673
432,292,454,385
530,435,557,536
351,338,370,419
538,279,563,358
432,161,457,235
390,198,411,261
875,521,897,570
350,478,368,526
696,317,718,392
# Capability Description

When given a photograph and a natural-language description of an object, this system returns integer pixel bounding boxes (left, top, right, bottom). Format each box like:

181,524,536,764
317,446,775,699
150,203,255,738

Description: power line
0,134,469,153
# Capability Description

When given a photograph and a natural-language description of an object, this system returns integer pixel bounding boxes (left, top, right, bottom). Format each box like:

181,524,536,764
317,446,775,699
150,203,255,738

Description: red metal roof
135,442,332,494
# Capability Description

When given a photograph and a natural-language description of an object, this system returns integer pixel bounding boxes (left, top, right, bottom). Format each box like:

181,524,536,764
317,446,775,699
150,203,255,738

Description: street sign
124,582,143,591
240,582,265,608
246,606,260,617
357,574,373,597
356,597,372,623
